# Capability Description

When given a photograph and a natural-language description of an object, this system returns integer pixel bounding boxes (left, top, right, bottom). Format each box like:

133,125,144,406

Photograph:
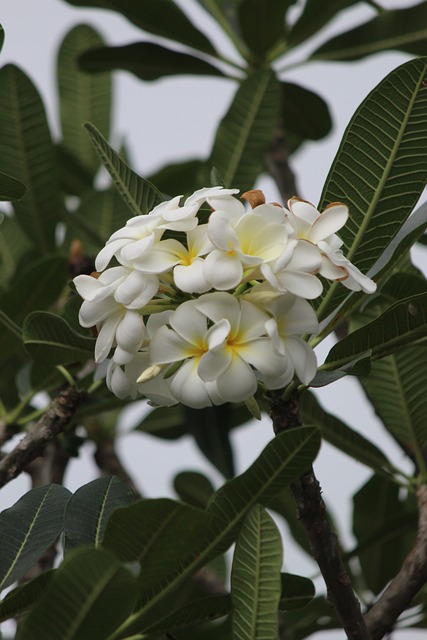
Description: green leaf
0,64,63,252
238,0,287,57
64,477,135,553
16,547,138,640
0,25,4,54
352,475,415,594
210,70,281,192
143,594,231,636
185,405,235,478
324,292,427,370
299,391,396,479
0,572,54,622
312,2,427,62
231,505,282,640
0,171,26,201
281,82,332,141
0,484,71,591
174,471,215,509
80,42,224,81
133,404,187,439
315,57,427,323
279,573,315,611
286,0,359,47
84,123,163,215
55,144,94,196
148,158,209,198
0,214,33,288
104,427,320,638
61,0,217,55
23,311,95,365
267,489,312,556
58,24,111,176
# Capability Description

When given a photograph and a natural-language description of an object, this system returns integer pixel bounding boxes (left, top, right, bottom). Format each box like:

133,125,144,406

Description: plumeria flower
264,293,319,385
261,239,323,299
184,185,240,207
95,196,201,272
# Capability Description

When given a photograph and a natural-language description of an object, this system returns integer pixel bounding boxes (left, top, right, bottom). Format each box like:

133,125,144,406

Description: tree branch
94,438,142,499
364,482,427,639
268,390,371,640
0,385,85,489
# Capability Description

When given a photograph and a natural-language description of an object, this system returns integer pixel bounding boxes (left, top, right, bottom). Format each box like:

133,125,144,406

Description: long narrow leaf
231,505,282,640
84,123,163,215
210,70,281,192
0,172,25,201
0,65,63,252
286,0,359,47
315,57,427,322
0,485,71,591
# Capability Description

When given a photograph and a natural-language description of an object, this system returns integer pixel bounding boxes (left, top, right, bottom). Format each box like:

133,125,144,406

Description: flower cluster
74,187,376,409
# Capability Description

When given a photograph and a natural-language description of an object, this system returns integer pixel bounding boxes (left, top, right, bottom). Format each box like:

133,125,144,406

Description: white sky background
1,1,427,638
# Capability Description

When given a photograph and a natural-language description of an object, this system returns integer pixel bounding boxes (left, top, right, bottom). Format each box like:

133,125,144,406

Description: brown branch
94,438,142,499
364,483,427,639
266,125,300,203
0,386,85,489
269,390,371,640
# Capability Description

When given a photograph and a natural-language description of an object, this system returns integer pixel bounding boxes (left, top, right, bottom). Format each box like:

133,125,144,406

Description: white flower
184,186,240,207
203,199,290,290
261,239,323,299
264,294,318,385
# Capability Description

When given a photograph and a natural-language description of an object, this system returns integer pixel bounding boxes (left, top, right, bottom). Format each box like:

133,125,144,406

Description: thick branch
269,391,371,640
266,125,300,203
0,386,85,489
364,483,427,639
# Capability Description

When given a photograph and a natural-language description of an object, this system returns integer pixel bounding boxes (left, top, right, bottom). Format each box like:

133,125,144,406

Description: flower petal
215,356,257,403
173,260,211,294
203,250,243,290
195,292,241,327
283,336,318,385
169,300,208,345
170,359,213,408
150,325,197,364
309,203,348,244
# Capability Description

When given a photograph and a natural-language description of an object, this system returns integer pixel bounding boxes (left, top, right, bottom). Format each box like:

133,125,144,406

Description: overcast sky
1,2,426,637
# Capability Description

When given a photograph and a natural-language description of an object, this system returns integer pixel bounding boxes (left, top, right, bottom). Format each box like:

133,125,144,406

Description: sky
1,1,426,638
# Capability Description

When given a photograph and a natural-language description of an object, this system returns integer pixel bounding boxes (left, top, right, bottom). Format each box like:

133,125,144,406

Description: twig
364,483,427,639
0,386,85,489
268,390,371,640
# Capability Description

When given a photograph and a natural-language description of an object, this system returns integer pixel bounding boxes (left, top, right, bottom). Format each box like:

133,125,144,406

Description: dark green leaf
299,391,396,478
0,214,33,288
310,351,372,387
58,24,111,177
286,0,359,47
133,404,187,439
315,57,427,323
185,405,235,478
0,171,25,201
324,292,427,369
84,123,163,215
353,475,415,594
148,158,209,198
62,0,217,55
0,571,54,622
312,2,427,61
23,311,95,365
281,81,332,141
0,65,63,252
80,42,225,80
55,144,94,196
210,70,281,191
64,477,135,553
174,471,215,509
143,594,231,635
0,485,71,591
231,505,282,640
0,25,4,54
267,488,312,556
279,572,315,611
16,547,138,640
238,0,287,57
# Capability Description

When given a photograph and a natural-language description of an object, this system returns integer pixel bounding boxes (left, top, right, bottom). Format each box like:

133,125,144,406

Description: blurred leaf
281,81,332,141
16,547,138,640
0,214,33,288
286,0,359,47
299,391,396,479
231,505,282,640
324,292,427,371
185,405,235,478
148,158,209,198
313,2,427,61
315,57,427,323
0,571,54,622
279,573,315,611
281,596,340,639
134,404,187,439
174,471,215,509
267,488,312,556
62,0,217,55
0,485,71,591
64,477,135,553
58,24,111,177
106,427,320,636
210,70,281,192
84,123,163,215
23,311,95,365
0,64,63,252
0,172,25,201
238,0,287,57
80,42,225,80
142,595,231,636
310,350,372,387
353,475,415,594
0,25,4,54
